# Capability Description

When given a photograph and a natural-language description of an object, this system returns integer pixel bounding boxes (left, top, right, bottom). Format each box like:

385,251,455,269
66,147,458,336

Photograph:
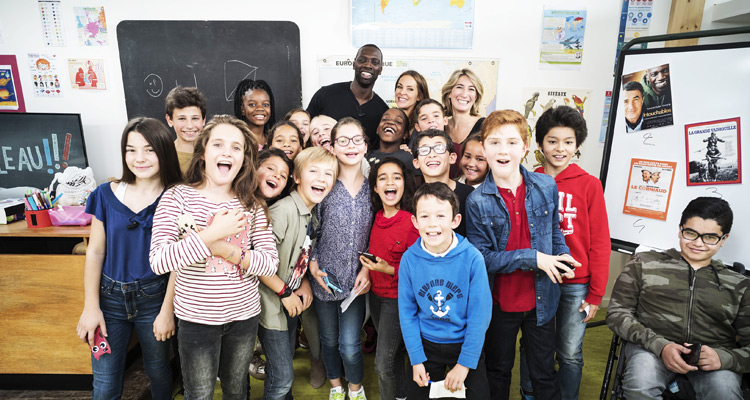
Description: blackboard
117,21,301,123
0,113,88,189
600,42,749,267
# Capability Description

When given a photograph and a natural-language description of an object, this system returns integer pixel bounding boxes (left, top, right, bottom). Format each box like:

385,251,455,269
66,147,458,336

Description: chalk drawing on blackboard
144,73,163,98
224,60,258,101
175,64,198,88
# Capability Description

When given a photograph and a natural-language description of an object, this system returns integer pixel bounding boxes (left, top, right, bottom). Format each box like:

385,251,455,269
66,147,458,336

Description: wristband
278,284,293,299
226,245,236,262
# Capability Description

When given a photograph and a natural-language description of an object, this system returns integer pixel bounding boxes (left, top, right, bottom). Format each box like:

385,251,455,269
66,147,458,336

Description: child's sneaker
348,386,367,400
248,350,266,380
329,386,345,400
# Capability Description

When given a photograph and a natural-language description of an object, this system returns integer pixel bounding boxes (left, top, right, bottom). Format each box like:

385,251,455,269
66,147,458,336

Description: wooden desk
0,221,91,374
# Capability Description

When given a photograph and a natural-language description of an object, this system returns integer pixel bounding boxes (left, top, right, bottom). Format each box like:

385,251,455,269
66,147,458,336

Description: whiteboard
601,43,750,267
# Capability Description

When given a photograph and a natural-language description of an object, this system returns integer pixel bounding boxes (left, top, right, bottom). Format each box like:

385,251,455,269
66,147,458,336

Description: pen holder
25,209,53,228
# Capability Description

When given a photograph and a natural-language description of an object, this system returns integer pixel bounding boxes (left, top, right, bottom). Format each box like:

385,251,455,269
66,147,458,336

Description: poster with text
68,58,106,90
621,64,673,132
623,158,677,221
28,53,62,97
539,9,586,69
38,1,66,47
685,118,741,186
74,6,108,46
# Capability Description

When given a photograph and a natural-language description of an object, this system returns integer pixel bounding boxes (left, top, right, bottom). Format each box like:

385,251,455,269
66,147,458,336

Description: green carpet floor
173,309,614,399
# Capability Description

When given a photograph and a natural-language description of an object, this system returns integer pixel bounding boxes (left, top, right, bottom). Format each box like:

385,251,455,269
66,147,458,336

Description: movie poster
623,158,677,221
685,118,742,186
68,58,106,90
621,63,673,132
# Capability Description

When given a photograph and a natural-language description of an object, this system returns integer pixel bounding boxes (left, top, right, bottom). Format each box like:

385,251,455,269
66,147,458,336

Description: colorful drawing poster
685,118,742,186
28,53,62,97
623,158,677,221
38,1,66,47
621,64,673,132
599,90,612,145
520,87,591,168
74,6,108,46
0,66,19,110
539,9,586,69
68,59,106,90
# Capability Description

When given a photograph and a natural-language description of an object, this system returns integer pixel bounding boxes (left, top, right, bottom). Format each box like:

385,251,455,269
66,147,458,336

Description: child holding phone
149,115,279,399
77,117,182,399
360,157,420,400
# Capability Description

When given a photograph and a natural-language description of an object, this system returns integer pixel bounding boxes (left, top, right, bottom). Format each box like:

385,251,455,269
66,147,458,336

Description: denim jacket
465,166,570,325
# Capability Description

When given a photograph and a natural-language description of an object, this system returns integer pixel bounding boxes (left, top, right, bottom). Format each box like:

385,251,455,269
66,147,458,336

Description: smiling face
449,75,478,114
647,64,670,96
460,140,488,186
270,125,302,160
310,116,335,149
624,90,643,124
679,217,728,268
395,75,420,111
412,195,461,254
201,124,245,189
540,126,577,175
377,109,408,146
374,162,405,212
167,106,205,146
353,46,383,88
332,124,367,167
641,170,651,182
295,160,336,210
241,89,271,128
289,111,311,142
482,124,527,185
413,136,456,181
257,155,290,200
416,103,448,132
125,131,160,181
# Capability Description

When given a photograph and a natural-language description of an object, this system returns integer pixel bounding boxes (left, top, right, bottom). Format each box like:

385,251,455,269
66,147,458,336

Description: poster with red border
0,55,26,113
684,117,741,186
622,158,677,221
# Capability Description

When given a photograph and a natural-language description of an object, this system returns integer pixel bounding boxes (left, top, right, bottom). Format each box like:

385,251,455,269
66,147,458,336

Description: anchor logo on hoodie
427,290,453,318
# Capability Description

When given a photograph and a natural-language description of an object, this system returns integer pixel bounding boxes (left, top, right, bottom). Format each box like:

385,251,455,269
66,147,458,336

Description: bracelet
277,283,289,297
226,245,236,262
239,249,246,269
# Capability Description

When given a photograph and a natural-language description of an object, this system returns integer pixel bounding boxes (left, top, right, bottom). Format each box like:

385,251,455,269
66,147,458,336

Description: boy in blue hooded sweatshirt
399,182,492,399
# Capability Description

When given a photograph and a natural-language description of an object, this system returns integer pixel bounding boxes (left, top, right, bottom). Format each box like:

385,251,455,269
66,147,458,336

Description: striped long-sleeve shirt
149,184,278,325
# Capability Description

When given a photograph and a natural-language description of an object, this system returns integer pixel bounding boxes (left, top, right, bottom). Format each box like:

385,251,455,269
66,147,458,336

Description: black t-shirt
307,81,389,145
453,181,475,237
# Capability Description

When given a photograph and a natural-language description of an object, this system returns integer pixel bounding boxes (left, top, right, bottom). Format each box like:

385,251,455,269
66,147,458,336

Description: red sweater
535,164,611,305
367,209,420,298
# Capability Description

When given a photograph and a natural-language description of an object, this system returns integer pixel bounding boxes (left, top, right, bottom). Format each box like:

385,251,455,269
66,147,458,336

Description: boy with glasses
607,196,750,399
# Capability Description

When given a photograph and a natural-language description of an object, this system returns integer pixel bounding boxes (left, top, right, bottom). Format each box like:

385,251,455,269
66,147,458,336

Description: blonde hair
441,69,484,117
293,147,339,181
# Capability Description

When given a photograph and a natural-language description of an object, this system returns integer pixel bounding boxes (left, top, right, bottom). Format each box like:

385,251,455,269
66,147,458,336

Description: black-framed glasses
335,135,366,147
680,227,726,245
416,143,449,157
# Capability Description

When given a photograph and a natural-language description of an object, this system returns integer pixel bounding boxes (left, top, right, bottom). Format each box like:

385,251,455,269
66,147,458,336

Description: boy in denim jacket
465,110,579,400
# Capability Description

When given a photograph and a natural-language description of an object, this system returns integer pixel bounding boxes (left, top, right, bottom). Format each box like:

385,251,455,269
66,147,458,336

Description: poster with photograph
539,9,587,69
685,118,742,186
74,6,108,46
621,63,673,132
520,87,591,168
28,53,62,97
623,158,677,221
68,59,106,90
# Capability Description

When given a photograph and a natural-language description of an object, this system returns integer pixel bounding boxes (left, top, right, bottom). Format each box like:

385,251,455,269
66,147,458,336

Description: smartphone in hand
681,343,702,365
357,251,377,263
556,260,576,274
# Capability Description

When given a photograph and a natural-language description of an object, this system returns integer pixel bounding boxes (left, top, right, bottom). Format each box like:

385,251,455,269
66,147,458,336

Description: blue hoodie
398,234,492,369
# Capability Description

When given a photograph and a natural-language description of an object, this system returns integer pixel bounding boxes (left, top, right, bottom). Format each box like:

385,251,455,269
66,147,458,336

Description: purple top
310,179,373,301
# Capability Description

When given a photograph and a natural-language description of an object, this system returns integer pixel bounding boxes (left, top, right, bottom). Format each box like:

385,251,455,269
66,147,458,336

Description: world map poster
352,0,475,49
74,6,108,46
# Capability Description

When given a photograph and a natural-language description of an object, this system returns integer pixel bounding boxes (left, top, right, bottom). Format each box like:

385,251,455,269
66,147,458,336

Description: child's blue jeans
314,295,365,385
92,274,172,400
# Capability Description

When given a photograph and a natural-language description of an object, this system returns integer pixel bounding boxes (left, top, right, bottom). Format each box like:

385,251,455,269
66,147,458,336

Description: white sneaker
348,386,367,400
329,386,345,400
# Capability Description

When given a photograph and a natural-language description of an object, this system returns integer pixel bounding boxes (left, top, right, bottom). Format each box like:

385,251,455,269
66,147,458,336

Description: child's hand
536,252,579,283
399,143,411,153
360,255,393,275
294,277,313,310
201,209,245,243
152,309,175,342
281,293,304,317
353,267,371,296
308,259,332,295
76,307,107,347
444,363,469,392
412,363,430,387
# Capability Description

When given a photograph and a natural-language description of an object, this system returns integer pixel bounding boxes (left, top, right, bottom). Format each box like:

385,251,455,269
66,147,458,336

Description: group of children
75,67,611,400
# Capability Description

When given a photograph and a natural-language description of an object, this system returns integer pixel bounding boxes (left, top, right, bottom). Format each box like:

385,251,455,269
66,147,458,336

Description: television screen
0,113,88,189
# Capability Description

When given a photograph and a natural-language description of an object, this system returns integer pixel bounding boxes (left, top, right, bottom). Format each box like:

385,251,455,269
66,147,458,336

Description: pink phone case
90,326,111,360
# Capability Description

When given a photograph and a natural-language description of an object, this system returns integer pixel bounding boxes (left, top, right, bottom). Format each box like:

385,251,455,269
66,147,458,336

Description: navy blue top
86,182,163,282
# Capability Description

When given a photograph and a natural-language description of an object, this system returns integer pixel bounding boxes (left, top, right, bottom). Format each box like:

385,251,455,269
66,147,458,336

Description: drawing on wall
28,53,62,97
351,0,475,49
539,9,587,69
621,64,674,132
68,59,106,90
685,117,742,186
623,158,677,221
74,6,108,46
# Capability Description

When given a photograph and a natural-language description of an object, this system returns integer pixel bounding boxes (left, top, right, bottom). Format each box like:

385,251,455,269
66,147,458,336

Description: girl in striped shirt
149,114,279,399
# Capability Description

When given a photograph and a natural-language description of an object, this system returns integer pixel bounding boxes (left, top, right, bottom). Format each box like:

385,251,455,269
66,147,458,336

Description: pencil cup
25,209,53,228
